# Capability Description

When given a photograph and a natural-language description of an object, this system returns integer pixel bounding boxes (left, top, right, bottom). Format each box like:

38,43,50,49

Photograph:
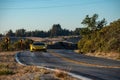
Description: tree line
0,14,106,37
3,25,79,37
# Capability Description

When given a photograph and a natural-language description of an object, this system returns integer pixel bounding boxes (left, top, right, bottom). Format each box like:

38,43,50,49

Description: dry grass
0,51,79,80
54,68,77,80
75,50,120,61
86,52,120,61
0,51,46,79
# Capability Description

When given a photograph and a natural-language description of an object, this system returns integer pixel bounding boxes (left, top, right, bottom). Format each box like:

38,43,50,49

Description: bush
0,68,14,75
78,19,120,53
13,39,33,50
0,39,10,51
0,64,14,75
0,38,33,51
13,41,21,50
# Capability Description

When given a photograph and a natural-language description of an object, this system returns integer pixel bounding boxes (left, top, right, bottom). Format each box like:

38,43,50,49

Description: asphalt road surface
16,49,120,80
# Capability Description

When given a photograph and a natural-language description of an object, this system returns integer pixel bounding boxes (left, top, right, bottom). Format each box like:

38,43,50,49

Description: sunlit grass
0,51,77,80
0,68,14,75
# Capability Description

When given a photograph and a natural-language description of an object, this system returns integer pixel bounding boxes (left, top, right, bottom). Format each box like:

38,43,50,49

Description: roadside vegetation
0,64,14,75
78,16,120,60
0,52,78,80
0,13,120,79
0,24,81,38
0,38,33,52
0,30,78,80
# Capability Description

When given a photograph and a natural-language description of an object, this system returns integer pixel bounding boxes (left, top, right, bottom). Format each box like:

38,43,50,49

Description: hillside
78,19,120,60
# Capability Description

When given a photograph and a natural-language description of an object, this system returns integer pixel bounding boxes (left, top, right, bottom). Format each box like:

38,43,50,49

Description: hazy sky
0,0,120,34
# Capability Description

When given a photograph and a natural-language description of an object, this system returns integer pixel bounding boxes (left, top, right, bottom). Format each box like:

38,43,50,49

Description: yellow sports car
30,42,47,52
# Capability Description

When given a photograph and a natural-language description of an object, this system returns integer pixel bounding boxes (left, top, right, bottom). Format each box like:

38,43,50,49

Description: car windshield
33,42,45,46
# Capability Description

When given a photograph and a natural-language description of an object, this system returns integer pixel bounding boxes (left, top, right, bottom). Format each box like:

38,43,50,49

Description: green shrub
13,39,33,50
13,41,21,50
24,39,33,49
0,68,14,75
0,64,14,75
78,19,120,53
0,40,9,51
0,38,33,51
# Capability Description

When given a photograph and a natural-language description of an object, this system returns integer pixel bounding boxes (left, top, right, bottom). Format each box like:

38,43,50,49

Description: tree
73,28,81,35
97,18,107,29
50,24,62,37
80,28,91,36
15,29,26,37
0,34,3,37
62,29,71,36
6,29,15,37
78,19,120,53
81,14,106,31
26,31,32,37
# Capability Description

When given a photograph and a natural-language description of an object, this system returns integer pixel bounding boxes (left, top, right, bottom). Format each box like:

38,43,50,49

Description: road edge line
15,52,92,80
15,52,27,66
36,66,92,80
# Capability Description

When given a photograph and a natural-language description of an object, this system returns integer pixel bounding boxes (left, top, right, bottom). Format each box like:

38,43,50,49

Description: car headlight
43,47,46,48
32,46,36,49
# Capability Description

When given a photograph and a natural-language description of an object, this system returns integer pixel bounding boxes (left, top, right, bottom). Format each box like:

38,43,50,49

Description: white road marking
15,52,92,80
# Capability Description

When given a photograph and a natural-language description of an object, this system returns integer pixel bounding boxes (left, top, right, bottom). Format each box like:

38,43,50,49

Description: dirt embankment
86,52,120,61
0,51,78,80
75,50,120,61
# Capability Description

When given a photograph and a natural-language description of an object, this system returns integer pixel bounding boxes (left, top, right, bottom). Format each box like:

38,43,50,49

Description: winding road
15,49,120,80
